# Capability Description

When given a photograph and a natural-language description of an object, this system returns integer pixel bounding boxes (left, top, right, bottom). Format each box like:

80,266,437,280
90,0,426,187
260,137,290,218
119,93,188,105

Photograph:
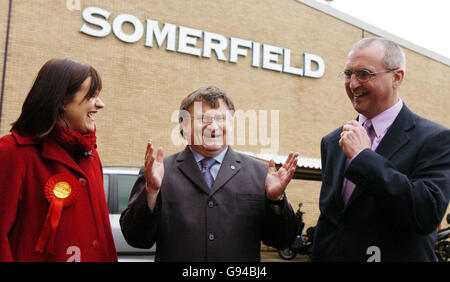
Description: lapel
374,104,414,159
41,137,89,179
330,128,349,211
210,148,241,196
176,146,210,195
344,104,415,209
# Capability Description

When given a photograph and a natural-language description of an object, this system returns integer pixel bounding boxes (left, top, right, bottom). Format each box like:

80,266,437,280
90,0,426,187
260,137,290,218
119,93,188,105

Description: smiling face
345,43,403,118
183,99,232,157
58,76,105,134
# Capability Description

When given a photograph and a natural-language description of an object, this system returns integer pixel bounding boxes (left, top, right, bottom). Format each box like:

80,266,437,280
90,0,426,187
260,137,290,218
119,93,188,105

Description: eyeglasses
338,68,398,83
193,115,226,124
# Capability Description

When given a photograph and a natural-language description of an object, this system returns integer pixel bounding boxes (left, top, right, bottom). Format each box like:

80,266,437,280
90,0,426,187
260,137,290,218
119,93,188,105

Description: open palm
144,140,164,192
265,152,298,200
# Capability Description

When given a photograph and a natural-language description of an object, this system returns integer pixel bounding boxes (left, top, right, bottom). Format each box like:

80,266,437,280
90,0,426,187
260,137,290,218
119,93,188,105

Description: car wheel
278,248,296,260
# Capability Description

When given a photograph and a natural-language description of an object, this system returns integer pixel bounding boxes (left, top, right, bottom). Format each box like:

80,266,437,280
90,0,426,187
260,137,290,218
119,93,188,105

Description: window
117,174,138,213
103,174,109,204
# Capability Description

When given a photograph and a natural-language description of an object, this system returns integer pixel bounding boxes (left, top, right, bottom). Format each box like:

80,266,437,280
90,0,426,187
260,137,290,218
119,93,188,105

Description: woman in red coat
0,59,117,262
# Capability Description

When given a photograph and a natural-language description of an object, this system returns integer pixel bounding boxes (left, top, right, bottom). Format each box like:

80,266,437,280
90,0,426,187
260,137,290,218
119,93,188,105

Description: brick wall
0,0,448,228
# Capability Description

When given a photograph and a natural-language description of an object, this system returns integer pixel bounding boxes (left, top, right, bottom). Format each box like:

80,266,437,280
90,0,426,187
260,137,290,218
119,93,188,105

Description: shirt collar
359,99,403,138
189,146,229,164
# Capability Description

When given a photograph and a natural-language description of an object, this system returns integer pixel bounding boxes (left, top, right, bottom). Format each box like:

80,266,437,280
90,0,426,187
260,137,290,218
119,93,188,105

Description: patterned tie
201,158,216,190
363,119,375,149
342,120,375,205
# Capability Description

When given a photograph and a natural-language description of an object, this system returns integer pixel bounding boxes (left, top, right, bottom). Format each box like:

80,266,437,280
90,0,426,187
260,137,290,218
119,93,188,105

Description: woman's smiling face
59,76,105,134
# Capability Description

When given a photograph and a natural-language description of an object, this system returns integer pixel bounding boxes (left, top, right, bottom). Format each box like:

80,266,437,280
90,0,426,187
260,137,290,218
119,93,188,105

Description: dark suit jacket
312,104,450,262
120,147,298,262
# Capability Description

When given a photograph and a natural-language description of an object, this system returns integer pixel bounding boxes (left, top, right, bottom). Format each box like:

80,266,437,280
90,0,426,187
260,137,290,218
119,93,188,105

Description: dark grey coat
120,147,298,262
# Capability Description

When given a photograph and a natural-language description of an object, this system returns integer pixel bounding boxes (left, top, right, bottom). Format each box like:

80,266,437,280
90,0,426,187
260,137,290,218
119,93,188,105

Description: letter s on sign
66,246,81,262
366,246,381,262
80,7,112,38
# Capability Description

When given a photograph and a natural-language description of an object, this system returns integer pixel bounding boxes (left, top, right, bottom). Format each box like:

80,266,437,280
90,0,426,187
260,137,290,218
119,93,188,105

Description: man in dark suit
312,38,450,261
120,86,299,261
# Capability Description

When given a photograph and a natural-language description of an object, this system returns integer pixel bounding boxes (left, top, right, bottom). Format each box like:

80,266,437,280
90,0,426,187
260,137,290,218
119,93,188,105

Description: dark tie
201,158,216,190
342,119,375,205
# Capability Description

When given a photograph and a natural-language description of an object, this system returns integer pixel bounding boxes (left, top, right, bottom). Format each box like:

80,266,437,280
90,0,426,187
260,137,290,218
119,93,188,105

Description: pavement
118,251,310,262
260,251,310,262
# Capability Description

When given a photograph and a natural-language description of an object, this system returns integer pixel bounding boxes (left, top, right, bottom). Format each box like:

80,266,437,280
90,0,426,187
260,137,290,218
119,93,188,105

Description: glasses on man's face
193,114,226,124
338,68,398,83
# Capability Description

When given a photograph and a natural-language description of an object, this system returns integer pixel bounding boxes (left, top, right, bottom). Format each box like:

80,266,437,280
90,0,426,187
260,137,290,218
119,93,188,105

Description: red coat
0,131,117,261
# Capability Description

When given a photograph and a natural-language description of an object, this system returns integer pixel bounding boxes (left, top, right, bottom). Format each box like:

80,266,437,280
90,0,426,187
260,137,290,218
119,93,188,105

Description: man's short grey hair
351,37,406,70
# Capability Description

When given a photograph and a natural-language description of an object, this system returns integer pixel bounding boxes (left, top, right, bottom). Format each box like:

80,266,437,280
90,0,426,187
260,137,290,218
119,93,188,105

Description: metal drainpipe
0,0,13,130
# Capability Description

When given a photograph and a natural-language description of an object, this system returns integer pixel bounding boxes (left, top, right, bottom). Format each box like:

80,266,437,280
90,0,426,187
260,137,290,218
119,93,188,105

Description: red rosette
35,173,81,254
44,173,80,207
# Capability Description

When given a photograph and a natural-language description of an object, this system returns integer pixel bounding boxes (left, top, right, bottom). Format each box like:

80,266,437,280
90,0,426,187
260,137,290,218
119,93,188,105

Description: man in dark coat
312,38,450,261
120,86,299,261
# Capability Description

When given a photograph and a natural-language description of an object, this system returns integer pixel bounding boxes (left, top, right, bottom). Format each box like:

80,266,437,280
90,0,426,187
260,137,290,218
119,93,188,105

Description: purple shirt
357,98,404,152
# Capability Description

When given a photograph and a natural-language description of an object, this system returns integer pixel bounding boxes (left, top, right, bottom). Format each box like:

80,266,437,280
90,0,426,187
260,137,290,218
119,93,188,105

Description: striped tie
363,119,375,148
201,158,216,190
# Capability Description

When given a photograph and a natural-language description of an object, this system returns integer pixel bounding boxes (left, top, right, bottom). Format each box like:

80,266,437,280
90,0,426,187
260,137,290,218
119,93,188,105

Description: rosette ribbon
35,173,80,254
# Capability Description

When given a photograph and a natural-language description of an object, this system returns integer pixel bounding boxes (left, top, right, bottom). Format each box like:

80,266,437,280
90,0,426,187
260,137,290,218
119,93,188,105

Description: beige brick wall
0,0,448,228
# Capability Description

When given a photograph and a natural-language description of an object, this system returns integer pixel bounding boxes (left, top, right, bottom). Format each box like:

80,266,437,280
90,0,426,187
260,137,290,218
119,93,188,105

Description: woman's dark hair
11,58,102,140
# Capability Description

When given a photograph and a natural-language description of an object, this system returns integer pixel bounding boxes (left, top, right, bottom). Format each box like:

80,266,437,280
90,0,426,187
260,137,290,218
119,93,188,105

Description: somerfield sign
80,6,325,78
